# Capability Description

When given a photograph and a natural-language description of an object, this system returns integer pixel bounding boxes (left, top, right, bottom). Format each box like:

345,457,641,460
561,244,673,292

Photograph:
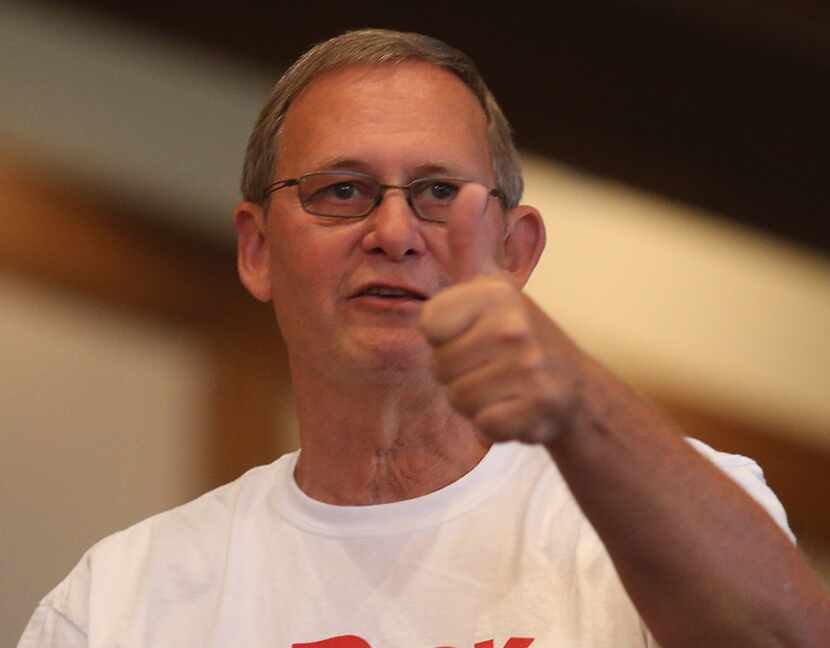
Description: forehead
278,62,493,180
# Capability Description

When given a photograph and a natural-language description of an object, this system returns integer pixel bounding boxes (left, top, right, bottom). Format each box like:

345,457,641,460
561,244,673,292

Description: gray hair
240,28,524,208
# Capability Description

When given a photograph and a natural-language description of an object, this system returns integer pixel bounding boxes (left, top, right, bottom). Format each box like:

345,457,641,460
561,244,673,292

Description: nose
360,188,426,261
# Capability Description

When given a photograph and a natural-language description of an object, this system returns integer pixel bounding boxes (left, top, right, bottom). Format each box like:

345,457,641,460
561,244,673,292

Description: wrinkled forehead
277,62,494,183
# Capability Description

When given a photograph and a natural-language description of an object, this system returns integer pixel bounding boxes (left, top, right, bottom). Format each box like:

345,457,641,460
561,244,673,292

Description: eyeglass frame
261,170,508,222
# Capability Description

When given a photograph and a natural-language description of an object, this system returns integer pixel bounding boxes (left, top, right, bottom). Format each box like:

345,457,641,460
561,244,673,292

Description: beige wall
522,155,830,449
0,274,214,646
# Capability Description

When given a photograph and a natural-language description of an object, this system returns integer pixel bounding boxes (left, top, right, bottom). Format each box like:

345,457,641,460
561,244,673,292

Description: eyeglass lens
296,173,489,223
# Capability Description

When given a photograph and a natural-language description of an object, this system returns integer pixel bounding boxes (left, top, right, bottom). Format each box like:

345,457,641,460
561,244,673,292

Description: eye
323,180,372,201
414,179,461,203
303,175,375,204
429,182,459,201
330,182,358,200
299,174,378,218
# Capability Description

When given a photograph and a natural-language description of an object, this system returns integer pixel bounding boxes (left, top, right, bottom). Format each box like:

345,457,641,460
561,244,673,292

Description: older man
20,29,828,648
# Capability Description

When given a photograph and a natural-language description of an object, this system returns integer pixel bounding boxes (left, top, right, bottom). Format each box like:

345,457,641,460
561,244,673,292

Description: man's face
256,62,499,376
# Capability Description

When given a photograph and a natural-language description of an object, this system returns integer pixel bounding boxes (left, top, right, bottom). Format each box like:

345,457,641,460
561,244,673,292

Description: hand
418,195,582,444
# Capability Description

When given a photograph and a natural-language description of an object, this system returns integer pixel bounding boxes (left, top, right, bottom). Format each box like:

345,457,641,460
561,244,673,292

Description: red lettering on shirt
292,635,534,648
292,636,371,648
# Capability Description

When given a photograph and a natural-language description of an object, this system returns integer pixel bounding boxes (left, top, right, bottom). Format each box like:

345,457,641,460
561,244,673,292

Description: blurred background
2,1,829,643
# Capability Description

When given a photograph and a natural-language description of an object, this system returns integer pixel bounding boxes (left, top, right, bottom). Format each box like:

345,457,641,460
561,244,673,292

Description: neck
290,359,489,505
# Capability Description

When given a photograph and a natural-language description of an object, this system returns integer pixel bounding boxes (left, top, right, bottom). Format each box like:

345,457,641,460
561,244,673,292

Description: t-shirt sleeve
638,437,796,648
16,602,87,648
685,437,796,543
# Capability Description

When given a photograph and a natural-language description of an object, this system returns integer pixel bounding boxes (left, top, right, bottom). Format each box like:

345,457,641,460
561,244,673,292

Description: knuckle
534,377,563,407
533,379,579,426
497,312,530,344
519,348,546,372
475,406,514,441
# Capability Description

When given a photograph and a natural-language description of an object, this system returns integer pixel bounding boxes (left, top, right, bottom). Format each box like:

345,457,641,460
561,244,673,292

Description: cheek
421,226,455,283
271,247,327,302
268,222,356,306
421,225,449,256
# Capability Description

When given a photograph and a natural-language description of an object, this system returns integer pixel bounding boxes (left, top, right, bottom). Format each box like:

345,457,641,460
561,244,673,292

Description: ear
234,201,272,302
500,205,546,288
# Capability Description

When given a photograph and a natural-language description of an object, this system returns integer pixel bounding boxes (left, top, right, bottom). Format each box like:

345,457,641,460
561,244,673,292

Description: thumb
447,184,502,283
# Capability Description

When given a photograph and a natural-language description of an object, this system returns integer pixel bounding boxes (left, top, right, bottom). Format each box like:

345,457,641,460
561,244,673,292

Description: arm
541,313,829,647
419,184,830,647
423,281,829,647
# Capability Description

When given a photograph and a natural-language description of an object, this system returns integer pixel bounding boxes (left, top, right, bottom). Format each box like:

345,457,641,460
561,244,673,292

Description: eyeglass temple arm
262,178,300,200
490,188,508,209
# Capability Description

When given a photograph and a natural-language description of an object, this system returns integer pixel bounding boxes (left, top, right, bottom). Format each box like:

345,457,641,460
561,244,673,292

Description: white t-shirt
18,440,792,648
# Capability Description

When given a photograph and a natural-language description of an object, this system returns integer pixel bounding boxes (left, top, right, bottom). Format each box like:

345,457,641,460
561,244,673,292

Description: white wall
0,275,213,646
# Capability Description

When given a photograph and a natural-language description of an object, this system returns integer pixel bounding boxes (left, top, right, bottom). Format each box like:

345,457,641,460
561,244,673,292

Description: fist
419,275,582,445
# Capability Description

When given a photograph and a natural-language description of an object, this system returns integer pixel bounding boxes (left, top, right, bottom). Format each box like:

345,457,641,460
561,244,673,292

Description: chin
342,327,432,373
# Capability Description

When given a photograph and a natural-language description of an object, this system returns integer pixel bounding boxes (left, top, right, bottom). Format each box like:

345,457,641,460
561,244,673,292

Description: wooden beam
0,151,291,487
658,397,830,550
0,152,244,326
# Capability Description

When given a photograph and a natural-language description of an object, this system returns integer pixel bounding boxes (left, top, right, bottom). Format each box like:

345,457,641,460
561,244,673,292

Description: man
20,28,828,648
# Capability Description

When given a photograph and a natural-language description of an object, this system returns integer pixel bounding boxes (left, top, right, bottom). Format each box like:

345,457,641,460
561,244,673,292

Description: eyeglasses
263,171,506,223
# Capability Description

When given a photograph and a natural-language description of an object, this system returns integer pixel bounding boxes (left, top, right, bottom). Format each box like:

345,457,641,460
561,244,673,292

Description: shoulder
90,452,293,563
685,438,794,541
518,437,793,543
33,453,297,638
503,437,793,548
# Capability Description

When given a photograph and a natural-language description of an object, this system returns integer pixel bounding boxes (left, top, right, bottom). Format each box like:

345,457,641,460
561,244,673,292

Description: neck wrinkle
289,358,489,505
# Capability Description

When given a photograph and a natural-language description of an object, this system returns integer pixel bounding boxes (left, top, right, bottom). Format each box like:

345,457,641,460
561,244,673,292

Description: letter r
293,635,372,648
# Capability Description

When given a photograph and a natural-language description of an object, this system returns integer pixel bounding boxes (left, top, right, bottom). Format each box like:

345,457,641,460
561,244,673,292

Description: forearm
546,352,830,647
421,274,829,644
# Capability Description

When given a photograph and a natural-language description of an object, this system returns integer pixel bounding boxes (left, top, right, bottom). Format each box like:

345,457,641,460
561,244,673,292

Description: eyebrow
312,158,373,174
311,157,466,179
410,163,459,177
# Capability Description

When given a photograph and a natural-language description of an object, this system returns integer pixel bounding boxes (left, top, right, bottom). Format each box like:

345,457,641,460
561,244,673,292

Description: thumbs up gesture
418,193,580,445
